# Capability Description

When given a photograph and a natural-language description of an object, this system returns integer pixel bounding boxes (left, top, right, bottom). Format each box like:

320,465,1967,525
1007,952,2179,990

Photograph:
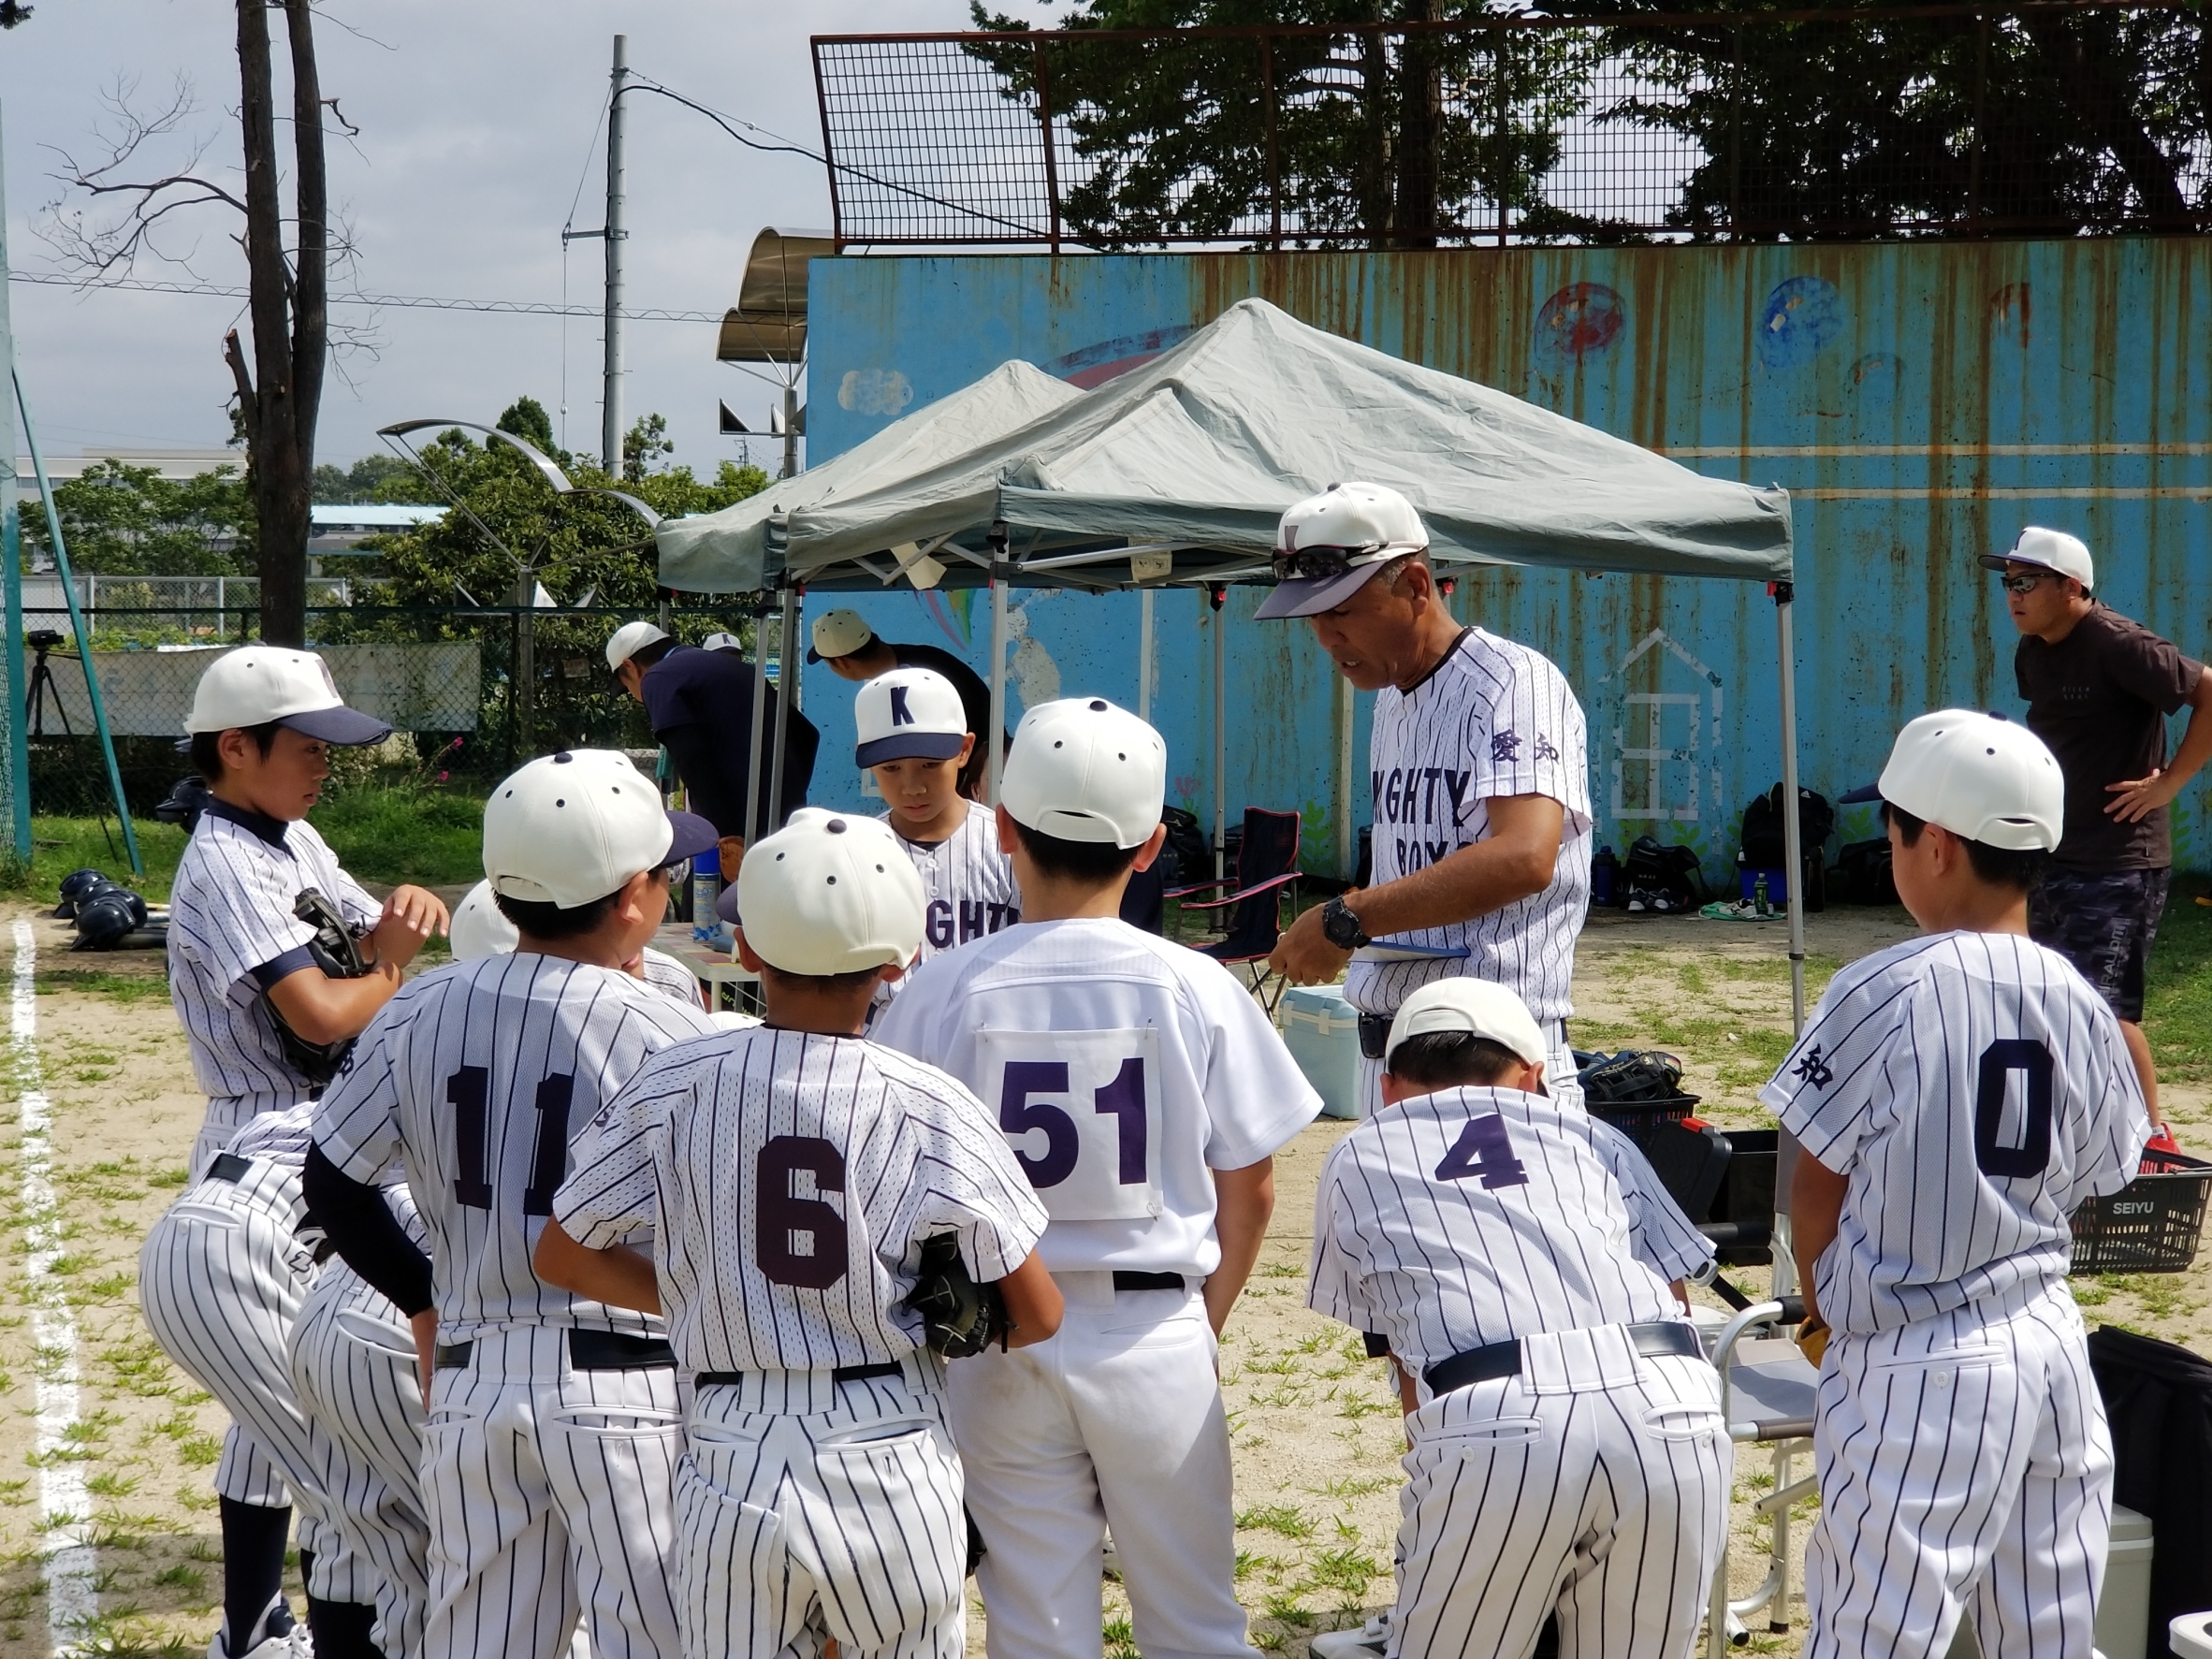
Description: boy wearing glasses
1986,526,2212,1139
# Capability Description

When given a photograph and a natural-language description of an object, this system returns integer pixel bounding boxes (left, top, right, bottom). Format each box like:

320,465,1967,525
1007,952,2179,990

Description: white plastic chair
1705,1298,1822,1659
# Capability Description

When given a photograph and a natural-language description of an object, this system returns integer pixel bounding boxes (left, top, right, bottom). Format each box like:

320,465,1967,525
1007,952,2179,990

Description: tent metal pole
767,593,800,834
1137,586,1154,721
743,589,773,848
1775,583,1806,1034
1212,586,1226,881
1773,580,1805,1305
987,538,1009,804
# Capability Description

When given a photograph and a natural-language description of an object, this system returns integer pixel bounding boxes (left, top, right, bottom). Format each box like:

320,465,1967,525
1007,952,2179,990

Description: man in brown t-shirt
1986,526,2212,1135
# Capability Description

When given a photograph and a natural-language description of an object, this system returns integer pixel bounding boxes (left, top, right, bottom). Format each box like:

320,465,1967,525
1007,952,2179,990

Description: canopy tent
657,298,1811,1070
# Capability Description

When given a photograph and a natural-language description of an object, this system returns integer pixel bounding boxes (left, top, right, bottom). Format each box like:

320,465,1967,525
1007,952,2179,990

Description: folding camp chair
1705,1296,1821,1659
1166,807,1302,1011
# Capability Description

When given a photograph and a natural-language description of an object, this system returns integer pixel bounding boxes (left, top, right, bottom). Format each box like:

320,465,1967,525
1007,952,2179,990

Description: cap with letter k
854,666,970,767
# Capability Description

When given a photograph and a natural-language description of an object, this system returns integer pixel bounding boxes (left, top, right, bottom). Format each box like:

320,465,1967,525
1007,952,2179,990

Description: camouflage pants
2029,866,2171,1022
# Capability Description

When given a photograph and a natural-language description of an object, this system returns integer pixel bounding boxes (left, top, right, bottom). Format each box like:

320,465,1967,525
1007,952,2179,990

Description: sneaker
207,1598,307,1659
1310,1614,1389,1659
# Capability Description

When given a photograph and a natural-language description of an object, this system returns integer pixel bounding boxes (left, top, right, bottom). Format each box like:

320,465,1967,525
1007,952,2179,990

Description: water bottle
691,845,723,945
1754,871,1770,918
1592,845,1618,908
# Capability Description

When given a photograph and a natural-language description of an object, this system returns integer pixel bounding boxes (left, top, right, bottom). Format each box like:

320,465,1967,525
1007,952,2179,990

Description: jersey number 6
757,1135,849,1290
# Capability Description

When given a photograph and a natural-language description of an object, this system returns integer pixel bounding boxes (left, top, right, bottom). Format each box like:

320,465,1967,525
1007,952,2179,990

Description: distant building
309,503,446,554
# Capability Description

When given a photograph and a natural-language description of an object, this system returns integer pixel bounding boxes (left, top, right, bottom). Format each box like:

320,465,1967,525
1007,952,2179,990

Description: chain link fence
814,3,2212,248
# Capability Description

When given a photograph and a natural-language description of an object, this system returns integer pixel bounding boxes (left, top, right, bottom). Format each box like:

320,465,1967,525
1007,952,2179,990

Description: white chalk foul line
11,921,94,1653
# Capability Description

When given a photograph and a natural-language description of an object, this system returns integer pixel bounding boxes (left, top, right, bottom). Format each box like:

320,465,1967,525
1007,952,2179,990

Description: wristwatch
1320,895,1371,951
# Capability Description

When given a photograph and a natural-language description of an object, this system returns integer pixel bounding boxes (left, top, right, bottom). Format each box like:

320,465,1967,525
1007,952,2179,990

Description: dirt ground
0,900,2203,1658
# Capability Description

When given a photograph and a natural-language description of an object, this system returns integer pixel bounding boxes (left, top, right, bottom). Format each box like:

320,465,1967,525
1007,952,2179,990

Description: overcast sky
2,0,984,473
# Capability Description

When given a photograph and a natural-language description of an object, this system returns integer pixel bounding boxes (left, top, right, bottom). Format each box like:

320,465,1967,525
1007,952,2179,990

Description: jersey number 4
1974,1039,2054,1179
1433,1113,1530,1189
447,1067,573,1216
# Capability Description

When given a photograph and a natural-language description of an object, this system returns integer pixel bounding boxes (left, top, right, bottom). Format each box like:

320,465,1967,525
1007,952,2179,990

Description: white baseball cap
449,880,520,961
1000,696,1165,849
604,620,671,671
1979,527,2093,590
1877,709,2063,852
733,808,925,976
808,608,877,663
182,646,392,744
1255,483,1429,620
1384,977,1550,1072
701,631,745,654
483,748,720,909
855,667,969,767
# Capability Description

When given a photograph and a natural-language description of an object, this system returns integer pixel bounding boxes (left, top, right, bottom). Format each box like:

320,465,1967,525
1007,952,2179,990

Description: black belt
206,1152,254,1184
433,1330,678,1374
695,1361,904,1388
1112,1271,1186,1292
1421,1321,1704,1396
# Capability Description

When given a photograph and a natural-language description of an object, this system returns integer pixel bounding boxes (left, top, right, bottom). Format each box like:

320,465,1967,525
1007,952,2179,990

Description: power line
7,269,720,324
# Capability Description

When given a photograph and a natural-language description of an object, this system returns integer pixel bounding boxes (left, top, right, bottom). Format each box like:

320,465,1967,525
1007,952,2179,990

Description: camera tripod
23,629,121,862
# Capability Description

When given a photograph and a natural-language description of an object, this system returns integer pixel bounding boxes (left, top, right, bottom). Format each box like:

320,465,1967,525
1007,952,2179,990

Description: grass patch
1237,1505,1315,1541
36,971,170,1005
2144,876,2212,1082
1,818,189,904
313,781,487,888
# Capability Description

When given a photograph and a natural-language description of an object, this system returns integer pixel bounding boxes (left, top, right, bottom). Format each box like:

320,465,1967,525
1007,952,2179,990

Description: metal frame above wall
812,2,2212,252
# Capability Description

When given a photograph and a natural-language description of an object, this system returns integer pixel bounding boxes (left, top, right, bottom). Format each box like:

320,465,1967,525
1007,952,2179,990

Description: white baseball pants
418,1325,684,1659
947,1276,1255,1659
1803,1289,2113,1659
138,1191,366,1607
1389,1332,1730,1659
677,1360,967,1659
1357,1034,1584,1120
289,1258,431,1658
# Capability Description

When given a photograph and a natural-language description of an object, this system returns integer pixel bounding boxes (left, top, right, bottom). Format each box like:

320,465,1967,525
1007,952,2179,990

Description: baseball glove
1796,1313,1831,1368
904,1232,1011,1358
262,888,371,1086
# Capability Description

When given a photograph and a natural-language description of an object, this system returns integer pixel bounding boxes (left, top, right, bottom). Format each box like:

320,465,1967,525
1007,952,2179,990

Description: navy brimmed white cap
1255,482,1429,620
484,748,718,910
182,646,391,745
734,808,924,976
1001,696,1165,849
604,619,671,671
1978,526,2093,590
855,667,968,766
808,608,876,663
1876,709,2063,851
1384,978,1550,1071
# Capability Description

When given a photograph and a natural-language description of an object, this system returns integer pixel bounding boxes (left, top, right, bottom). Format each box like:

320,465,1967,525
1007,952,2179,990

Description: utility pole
602,34,629,477
781,384,798,480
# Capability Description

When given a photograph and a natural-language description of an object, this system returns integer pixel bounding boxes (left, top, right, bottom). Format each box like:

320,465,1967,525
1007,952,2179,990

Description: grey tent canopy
654,298,1792,595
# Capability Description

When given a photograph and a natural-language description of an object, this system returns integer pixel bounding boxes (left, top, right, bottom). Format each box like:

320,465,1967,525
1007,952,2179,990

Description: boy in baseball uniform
139,1102,385,1659
1308,978,1730,1659
872,696,1323,1659
167,646,447,1176
1767,710,2150,1659
857,666,1020,971
308,749,720,1659
537,808,1060,1659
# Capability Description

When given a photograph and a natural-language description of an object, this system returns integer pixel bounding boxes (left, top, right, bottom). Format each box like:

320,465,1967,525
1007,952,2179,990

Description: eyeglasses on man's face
1999,571,2059,595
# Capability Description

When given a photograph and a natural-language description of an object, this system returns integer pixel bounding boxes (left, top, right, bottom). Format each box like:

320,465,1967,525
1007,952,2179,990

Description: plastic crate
1576,1049,1702,1148
2070,1145,2212,1275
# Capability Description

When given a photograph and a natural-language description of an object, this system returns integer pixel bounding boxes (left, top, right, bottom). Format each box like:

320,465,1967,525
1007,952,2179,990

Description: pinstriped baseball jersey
887,800,1021,962
191,1099,315,1235
871,916,1321,1277
1761,930,2150,1336
640,945,705,1010
1343,627,1592,1023
167,802,382,1118
313,953,717,1341
1308,1084,1679,1389
555,1027,1046,1374
1570,1111,1713,1285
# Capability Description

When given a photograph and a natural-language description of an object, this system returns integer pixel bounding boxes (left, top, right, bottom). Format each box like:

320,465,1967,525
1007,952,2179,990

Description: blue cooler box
1280,983,1363,1120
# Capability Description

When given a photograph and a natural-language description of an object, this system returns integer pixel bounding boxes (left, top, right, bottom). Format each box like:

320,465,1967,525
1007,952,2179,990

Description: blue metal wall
796,243,2212,875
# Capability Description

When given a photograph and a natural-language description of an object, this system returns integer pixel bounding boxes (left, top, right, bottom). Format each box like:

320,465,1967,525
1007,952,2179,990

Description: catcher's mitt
904,1232,1011,1358
1578,1048,1691,1106
262,888,371,1086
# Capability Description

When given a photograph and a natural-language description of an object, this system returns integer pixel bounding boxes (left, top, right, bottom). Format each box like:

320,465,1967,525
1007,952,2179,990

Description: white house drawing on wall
1601,628,1724,825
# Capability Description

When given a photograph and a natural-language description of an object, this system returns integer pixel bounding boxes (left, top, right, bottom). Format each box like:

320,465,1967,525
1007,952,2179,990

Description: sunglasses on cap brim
1269,546,1408,582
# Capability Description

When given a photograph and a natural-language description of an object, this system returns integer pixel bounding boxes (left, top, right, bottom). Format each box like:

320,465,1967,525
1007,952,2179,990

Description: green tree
22,461,255,576
311,454,437,504
350,411,768,756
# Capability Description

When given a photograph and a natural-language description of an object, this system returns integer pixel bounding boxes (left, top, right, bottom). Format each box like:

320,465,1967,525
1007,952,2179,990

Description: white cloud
1,0,972,470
